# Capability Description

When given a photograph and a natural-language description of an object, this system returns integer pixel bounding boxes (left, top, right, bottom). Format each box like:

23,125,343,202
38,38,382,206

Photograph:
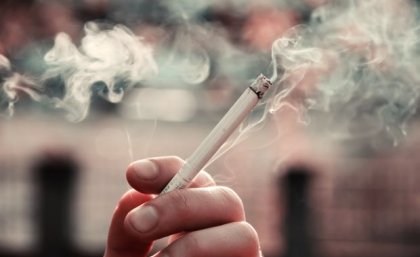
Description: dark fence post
32,150,79,257
280,166,315,257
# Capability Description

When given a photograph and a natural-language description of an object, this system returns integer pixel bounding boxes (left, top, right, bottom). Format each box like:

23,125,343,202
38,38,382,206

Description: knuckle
199,171,216,186
116,189,136,209
183,233,203,254
217,186,245,219
165,233,203,257
165,189,191,215
236,222,260,255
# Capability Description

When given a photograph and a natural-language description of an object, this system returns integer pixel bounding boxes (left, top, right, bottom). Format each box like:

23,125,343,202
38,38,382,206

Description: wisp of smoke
0,55,15,116
1,22,158,121
43,22,158,121
266,0,420,147
2,0,419,158
158,24,211,85
0,55,43,117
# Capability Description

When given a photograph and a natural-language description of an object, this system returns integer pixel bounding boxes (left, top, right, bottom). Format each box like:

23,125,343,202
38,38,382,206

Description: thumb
104,189,154,257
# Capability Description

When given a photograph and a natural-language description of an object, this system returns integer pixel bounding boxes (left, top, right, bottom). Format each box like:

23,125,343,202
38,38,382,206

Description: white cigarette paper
161,74,272,194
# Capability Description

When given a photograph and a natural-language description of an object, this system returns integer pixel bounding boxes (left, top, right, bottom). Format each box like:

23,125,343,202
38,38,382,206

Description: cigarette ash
266,0,420,149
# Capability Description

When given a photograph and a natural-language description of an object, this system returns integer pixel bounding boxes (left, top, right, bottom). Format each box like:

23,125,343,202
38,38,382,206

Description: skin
104,156,262,257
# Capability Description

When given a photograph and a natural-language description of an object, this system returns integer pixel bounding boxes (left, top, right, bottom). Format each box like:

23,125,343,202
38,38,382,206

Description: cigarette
161,74,272,194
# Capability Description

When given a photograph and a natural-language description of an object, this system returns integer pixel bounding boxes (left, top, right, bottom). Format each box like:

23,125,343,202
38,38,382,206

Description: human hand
104,156,261,257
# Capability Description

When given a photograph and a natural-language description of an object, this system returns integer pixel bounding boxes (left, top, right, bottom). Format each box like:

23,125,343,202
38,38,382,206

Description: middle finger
124,186,245,241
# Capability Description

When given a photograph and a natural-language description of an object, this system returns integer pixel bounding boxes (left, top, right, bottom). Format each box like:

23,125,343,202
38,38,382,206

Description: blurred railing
2,118,420,257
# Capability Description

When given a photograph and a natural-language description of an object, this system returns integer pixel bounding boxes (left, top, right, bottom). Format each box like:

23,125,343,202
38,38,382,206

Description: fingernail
129,205,159,233
133,160,158,180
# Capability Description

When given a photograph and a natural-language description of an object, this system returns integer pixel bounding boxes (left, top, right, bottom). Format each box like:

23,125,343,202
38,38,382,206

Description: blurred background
1,0,420,257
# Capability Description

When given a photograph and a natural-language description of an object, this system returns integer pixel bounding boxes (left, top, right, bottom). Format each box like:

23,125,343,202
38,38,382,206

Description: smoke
1,22,158,121
156,24,211,86
0,55,15,116
266,0,420,147
0,55,43,117
1,0,420,152
43,22,158,121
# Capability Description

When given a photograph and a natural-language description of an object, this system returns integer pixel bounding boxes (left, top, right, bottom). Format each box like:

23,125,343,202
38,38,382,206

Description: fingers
154,222,261,257
104,189,154,257
124,186,245,242
107,157,258,257
126,156,216,194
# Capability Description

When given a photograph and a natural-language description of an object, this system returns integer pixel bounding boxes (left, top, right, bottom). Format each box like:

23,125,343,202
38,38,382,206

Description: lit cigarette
161,74,272,194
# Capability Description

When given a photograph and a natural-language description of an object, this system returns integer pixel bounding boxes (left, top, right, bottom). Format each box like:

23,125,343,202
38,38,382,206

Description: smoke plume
0,55,43,117
266,0,420,147
1,22,158,121
43,22,158,121
2,0,420,153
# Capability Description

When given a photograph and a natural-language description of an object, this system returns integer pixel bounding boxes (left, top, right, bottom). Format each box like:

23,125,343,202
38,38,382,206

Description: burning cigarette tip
250,74,272,99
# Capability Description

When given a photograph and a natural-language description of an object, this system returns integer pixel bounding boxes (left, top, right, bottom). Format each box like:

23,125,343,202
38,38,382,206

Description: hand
104,156,261,257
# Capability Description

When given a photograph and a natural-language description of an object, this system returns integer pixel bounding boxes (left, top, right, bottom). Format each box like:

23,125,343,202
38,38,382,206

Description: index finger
126,156,216,194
